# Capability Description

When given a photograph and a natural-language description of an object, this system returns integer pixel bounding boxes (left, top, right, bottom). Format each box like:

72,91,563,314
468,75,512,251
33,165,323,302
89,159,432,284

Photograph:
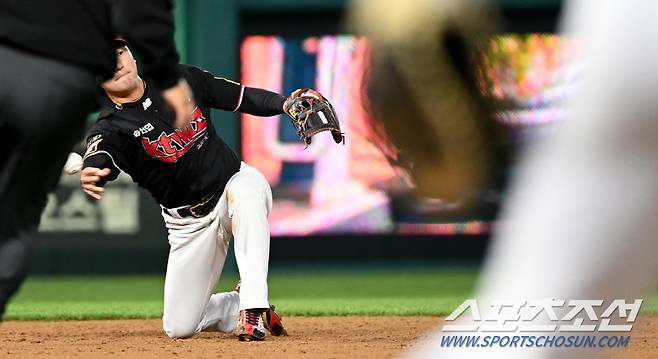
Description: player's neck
107,78,146,108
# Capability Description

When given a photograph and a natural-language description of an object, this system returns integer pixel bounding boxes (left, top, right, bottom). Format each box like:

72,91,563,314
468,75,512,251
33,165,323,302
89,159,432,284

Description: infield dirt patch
1,316,656,358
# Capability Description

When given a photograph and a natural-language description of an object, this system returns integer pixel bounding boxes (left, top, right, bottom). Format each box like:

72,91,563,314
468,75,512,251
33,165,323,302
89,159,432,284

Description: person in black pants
0,0,194,319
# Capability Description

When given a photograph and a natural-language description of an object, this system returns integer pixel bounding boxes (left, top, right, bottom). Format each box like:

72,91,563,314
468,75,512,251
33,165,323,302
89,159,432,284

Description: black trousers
0,45,99,317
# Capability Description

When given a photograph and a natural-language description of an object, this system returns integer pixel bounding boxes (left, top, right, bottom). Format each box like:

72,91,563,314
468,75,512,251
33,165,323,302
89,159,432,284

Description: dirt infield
1,316,656,358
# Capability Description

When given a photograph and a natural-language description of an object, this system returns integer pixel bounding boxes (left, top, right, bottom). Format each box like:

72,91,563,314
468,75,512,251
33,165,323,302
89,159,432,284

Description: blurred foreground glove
348,0,505,206
284,88,345,146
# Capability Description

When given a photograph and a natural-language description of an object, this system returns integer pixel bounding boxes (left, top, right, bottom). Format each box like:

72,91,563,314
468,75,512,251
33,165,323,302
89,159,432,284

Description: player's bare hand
80,167,111,200
162,79,195,129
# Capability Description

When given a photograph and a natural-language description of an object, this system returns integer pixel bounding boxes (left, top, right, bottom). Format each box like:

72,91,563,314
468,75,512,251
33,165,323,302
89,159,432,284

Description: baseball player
0,0,191,320
79,41,340,341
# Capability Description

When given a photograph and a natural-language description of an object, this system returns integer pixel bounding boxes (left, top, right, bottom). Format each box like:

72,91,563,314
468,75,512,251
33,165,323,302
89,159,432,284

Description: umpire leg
0,45,97,318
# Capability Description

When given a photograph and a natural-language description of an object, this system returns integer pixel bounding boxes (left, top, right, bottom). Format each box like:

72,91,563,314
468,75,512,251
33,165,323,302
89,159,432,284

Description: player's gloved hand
283,88,344,146
162,78,196,129
80,167,112,200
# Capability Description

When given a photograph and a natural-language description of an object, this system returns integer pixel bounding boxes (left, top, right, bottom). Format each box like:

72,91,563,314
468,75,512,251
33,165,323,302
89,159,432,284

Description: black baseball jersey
83,64,285,208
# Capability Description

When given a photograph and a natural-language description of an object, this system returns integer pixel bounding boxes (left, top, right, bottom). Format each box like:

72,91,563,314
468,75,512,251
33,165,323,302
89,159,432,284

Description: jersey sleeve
182,65,286,116
239,87,286,117
82,130,124,186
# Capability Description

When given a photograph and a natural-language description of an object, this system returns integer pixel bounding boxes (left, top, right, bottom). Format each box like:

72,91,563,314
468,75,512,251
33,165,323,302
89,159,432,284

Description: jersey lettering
140,108,208,163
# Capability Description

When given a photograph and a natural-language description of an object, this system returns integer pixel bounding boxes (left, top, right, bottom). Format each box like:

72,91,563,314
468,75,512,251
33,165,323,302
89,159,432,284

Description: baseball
63,152,83,175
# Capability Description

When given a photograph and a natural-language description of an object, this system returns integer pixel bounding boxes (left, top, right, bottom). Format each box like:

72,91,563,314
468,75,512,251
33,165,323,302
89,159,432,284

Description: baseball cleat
237,309,267,341
264,305,288,336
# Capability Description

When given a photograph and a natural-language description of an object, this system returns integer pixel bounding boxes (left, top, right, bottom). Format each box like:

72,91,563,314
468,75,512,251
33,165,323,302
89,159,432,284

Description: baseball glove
284,88,344,146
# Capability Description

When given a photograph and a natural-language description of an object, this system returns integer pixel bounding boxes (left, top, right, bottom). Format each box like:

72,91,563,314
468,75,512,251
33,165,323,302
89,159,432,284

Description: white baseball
64,152,83,175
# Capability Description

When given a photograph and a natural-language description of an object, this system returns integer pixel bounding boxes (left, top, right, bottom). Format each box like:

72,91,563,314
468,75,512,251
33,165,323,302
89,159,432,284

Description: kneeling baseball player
78,39,342,341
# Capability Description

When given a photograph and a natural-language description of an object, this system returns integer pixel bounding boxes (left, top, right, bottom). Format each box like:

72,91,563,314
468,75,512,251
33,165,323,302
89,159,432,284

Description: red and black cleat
237,309,267,341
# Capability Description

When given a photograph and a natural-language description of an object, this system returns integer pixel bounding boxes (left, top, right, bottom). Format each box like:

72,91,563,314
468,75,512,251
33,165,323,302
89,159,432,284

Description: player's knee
163,319,198,339
164,326,195,339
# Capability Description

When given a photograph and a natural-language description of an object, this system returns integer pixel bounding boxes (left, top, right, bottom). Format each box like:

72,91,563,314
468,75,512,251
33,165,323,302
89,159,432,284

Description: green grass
4,270,658,320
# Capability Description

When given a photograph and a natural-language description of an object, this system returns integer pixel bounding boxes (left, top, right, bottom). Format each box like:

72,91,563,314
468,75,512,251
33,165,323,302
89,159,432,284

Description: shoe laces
244,310,262,326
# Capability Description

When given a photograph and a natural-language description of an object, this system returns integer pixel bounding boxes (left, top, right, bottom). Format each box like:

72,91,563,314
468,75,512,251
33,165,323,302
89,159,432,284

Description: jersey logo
142,98,152,111
140,108,208,163
133,122,154,137
84,135,103,160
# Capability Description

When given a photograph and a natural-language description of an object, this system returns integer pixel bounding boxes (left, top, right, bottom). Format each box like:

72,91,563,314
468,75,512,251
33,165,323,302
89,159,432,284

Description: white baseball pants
160,162,273,338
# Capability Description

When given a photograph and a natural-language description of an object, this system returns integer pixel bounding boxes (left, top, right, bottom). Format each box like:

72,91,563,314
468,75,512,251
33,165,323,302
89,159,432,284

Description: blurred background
9,0,658,322
34,0,565,275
